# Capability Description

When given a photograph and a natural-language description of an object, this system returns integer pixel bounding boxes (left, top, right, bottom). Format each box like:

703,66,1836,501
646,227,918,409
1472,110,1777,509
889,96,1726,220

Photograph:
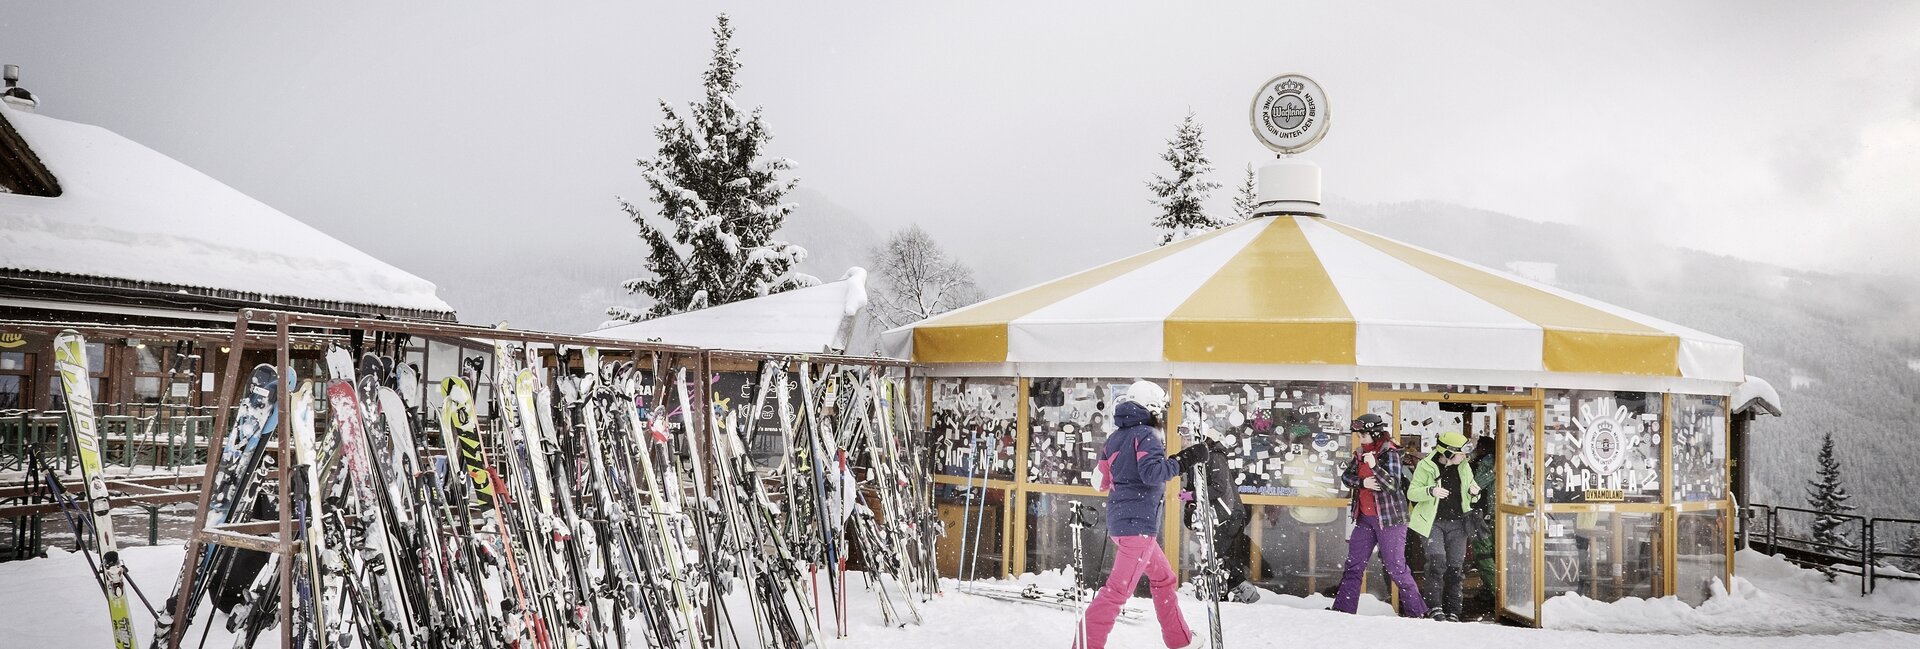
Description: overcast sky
5,1,1917,309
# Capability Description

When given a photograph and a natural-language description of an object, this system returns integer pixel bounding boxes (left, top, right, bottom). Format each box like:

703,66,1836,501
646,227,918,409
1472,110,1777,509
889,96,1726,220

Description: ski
1191,453,1225,648
53,330,140,649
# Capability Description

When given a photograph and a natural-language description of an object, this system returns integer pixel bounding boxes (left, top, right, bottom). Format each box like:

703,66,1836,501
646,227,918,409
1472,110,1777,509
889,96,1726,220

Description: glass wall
1543,391,1663,504
1675,509,1729,606
1178,381,1352,499
1671,394,1728,502
1542,512,1664,601
1024,492,1118,586
1247,503,1350,598
936,482,1007,579
917,377,1735,624
930,378,1018,480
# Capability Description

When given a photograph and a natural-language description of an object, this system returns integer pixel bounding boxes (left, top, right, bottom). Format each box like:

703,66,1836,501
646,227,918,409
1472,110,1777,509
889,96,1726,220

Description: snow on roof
1731,375,1783,417
591,268,868,354
0,103,453,314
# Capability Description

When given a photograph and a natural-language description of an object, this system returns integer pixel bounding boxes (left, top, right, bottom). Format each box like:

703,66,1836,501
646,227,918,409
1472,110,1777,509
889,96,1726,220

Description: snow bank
0,545,235,648
8,545,1919,649
1540,549,1920,636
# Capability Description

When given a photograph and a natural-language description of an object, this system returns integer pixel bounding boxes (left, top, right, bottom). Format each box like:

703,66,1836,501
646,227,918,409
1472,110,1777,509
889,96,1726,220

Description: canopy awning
882,216,1743,393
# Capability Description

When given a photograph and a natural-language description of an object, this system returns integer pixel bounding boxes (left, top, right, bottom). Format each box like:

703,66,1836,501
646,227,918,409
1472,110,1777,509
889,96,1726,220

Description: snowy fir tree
1805,432,1856,553
609,13,814,322
1901,533,1920,573
1231,163,1258,222
1145,112,1224,246
868,225,983,329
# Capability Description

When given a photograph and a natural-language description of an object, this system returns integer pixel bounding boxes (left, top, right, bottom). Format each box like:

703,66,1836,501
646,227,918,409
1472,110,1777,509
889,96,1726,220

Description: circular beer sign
1250,74,1330,154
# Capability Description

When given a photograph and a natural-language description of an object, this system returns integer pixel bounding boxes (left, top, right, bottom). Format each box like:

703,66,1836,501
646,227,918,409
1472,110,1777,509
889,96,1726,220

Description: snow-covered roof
590,268,868,354
0,102,454,316
1731,375,1783,417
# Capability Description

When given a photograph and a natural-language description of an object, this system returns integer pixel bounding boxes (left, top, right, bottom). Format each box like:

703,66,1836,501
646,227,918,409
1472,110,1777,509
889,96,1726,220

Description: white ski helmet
1118,380,1169,416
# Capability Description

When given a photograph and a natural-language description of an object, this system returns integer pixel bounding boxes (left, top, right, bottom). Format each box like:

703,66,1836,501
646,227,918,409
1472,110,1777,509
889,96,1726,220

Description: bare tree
868,225,983,328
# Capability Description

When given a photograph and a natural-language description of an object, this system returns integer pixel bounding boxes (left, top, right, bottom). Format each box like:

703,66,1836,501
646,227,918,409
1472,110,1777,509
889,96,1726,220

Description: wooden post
1010,376,1029,577
164,312,253,649
273,314,294,649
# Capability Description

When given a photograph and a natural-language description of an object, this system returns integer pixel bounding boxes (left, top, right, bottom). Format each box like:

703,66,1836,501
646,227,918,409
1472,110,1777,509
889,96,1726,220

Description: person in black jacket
1174,426,1261,603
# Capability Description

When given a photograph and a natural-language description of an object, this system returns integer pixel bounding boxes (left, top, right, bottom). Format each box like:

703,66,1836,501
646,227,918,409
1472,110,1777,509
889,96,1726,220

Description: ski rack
0,319,294,522
155,309,928,648
161,309,705,649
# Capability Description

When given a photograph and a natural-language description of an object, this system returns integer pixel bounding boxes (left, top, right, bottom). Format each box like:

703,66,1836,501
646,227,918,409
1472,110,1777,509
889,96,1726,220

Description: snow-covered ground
4,546,1916,648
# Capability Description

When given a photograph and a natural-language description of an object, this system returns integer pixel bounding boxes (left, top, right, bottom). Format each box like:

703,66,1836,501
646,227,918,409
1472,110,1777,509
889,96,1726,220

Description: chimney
1253,157,1322,217
3,65,40,112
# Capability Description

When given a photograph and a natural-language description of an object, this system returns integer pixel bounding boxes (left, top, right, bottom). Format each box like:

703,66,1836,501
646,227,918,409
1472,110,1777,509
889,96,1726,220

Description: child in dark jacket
1174,429,1259,603
1075,381,1194,649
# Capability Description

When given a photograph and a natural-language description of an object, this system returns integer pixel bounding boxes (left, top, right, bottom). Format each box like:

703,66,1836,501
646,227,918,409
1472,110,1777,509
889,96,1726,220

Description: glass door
1495,401,1540,626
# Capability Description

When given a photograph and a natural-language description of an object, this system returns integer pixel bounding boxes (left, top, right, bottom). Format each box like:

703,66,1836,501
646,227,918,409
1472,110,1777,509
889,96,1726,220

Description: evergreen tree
1900,533,1920,573
1805,432,1856,551
1145,112,1224,245
1231,163,1258,222
609,13,813,322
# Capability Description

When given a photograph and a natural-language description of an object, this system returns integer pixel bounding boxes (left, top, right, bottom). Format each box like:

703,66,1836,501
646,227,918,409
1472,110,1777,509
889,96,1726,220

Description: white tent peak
592,267,871,354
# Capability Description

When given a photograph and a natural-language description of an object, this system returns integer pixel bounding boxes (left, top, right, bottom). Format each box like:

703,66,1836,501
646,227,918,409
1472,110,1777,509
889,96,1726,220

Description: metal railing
1,406,214,472
1742,503,1920,595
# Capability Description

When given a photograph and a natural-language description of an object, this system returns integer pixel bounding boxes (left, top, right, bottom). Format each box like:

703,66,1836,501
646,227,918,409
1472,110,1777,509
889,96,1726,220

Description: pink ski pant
1073,535,1192,649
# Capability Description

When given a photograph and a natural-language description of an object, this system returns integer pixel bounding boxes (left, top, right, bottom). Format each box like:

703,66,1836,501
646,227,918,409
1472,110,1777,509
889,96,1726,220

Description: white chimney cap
1253,158,1322,217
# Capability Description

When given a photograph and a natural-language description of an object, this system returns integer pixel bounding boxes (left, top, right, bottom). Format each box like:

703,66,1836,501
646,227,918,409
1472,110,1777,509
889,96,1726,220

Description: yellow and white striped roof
881,216,1743,394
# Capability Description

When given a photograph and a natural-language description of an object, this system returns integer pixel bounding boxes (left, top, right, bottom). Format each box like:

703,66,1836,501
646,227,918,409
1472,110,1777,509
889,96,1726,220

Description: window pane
930,378,1016,481
1027,378,1166,487
1671,394,1728,502
1543,511,1664,602
1178,381,1353,499
1503,407,1536,507
86,342,106,374
936,483,1006,579
1246,503,1350,598
133,377,163,401
0,351,26,371
0,375,22,409
48,376,100,410
1543,391,1664,504
1504,512,1534,617
1675,509,1728,606
1023,492,1113,587
132,344,164,373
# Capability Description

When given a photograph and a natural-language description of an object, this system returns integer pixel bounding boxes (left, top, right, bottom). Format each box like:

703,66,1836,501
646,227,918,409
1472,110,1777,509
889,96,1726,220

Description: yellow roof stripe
912,220,1262,363
1320,220,1679,376
1165,216,1355,364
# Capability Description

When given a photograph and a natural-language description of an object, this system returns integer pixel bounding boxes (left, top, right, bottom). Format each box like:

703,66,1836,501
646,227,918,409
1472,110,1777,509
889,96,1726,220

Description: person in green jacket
1407,431,1480,621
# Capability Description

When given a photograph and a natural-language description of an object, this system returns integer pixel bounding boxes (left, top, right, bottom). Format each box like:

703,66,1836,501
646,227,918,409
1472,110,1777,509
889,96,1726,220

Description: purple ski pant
1073,535,1193,649
1331,515,1429,617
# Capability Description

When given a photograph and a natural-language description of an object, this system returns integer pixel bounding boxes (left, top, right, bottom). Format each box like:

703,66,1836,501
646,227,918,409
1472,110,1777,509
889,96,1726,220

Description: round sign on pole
1250,74,1331,154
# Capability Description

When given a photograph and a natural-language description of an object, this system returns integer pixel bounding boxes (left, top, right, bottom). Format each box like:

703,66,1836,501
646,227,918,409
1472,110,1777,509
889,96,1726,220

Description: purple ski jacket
1103,401,1181,537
